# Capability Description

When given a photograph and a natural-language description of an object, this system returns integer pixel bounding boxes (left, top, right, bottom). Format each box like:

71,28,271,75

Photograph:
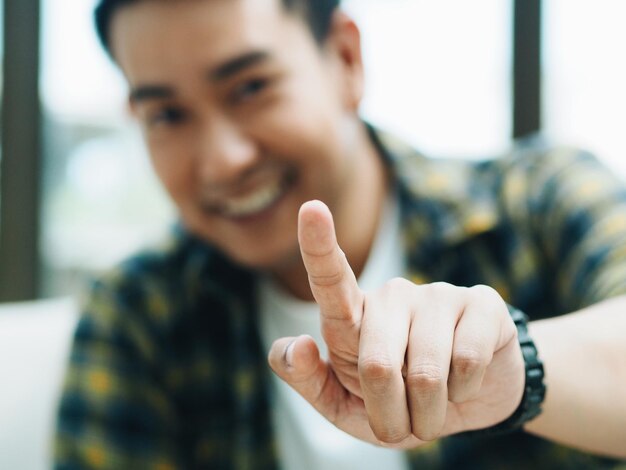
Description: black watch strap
460,305,546,437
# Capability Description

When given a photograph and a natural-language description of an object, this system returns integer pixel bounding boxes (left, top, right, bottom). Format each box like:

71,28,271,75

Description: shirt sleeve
54,275,182,470
525,148,626,311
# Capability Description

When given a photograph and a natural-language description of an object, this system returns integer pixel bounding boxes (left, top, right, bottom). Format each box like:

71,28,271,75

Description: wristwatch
462,305,546,437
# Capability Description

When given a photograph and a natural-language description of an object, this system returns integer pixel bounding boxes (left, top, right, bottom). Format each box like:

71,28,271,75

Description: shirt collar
367,125,500,262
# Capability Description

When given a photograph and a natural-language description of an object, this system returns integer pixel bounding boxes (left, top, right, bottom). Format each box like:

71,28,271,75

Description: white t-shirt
259,194,409,470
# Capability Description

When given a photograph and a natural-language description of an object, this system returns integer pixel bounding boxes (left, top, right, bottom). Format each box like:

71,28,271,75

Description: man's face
110,0,364,271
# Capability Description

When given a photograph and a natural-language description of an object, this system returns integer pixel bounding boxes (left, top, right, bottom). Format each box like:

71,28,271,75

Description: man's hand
268,200,525,447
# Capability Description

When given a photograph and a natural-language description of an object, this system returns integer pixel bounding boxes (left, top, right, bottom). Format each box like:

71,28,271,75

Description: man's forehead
110,0,309,72
110,0,325,101
110,0,298,41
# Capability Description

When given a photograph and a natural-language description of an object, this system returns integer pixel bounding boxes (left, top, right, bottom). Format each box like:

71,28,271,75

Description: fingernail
285,338,296,368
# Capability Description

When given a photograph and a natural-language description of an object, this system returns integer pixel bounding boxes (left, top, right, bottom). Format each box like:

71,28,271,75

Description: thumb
268,335,346,422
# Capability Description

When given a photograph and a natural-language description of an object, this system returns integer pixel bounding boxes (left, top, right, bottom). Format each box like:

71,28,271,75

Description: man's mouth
203,170,296,219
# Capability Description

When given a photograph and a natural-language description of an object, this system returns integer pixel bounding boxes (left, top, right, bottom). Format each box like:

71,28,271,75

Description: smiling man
110,0,384,296
55,0,626,469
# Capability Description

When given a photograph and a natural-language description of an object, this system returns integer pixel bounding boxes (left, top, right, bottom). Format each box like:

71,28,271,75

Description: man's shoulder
376,127,609,199
96,228,210,295
487,136,623,216
374,127,616,245
82,228,253,334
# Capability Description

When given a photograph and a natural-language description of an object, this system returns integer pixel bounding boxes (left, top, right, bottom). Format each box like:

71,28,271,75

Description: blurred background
0,0,625,301
0,0,625,468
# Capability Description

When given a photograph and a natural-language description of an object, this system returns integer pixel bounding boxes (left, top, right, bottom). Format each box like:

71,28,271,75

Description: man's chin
183,218,301,271
221,242,302,273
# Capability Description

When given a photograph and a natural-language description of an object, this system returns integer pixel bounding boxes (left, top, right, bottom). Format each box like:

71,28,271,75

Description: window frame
0,0,42,301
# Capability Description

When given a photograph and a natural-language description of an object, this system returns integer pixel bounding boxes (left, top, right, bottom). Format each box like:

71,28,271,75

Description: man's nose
196,117,259,185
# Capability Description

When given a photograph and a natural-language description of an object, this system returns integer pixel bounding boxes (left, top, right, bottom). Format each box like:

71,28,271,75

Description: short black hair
94,0,340,57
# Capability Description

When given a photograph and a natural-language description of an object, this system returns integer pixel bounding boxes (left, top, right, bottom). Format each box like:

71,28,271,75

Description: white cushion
0,297,79,470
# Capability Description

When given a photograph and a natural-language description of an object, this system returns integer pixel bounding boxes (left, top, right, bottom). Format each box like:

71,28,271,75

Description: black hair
94,0,340,56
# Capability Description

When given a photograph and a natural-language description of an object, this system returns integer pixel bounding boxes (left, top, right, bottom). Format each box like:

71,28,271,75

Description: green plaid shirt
55,128,626,469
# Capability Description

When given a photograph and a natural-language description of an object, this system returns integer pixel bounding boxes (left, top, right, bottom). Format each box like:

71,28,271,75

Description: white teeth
220,179,285,217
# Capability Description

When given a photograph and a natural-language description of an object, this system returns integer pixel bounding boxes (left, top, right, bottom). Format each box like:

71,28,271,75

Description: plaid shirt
55,128,626,469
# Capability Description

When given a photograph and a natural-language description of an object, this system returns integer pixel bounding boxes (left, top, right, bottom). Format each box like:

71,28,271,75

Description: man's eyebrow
128,51,271,103
129,85,175,104
209,50,271,81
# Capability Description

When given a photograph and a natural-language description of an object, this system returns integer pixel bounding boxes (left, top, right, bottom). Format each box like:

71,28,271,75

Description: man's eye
148,107,186,127
231,78,269,103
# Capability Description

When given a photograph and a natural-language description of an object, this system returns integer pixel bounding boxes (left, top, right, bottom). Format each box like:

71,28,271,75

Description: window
344,0,513,158
0,0,40,301
39,0,173,296
543,0,626,178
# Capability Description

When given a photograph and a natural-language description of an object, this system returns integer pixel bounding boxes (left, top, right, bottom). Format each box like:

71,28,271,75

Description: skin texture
109,0,626,458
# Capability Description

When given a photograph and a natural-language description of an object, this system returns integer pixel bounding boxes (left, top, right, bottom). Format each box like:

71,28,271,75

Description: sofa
0,297,79,470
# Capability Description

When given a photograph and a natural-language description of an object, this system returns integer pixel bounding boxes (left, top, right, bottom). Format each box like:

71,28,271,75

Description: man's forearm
525,295,626,458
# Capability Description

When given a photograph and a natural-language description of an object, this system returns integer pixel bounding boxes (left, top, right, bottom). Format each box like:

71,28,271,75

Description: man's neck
273,124,389,301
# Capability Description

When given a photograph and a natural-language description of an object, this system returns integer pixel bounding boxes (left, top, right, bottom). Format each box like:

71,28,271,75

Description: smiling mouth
204,170,296,219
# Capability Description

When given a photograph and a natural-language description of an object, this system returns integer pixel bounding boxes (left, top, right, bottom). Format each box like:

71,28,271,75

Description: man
55,0,626,468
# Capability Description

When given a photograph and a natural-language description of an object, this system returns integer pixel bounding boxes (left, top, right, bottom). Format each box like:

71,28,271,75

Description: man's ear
324,10,365,112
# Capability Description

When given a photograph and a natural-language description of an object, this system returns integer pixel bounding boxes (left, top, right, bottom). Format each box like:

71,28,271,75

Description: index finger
298,200,363,324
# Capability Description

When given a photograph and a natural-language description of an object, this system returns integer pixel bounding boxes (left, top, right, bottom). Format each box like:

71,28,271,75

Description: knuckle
412,427,441,442
381,277,414,294
467,284,509,320
322,327,357,357
419,281,457,300
451,349,488,378
359,357,397,394
469,284,499,302
406,365,446,394
429,281,455,292
372,424,410,445
308,269,344,288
